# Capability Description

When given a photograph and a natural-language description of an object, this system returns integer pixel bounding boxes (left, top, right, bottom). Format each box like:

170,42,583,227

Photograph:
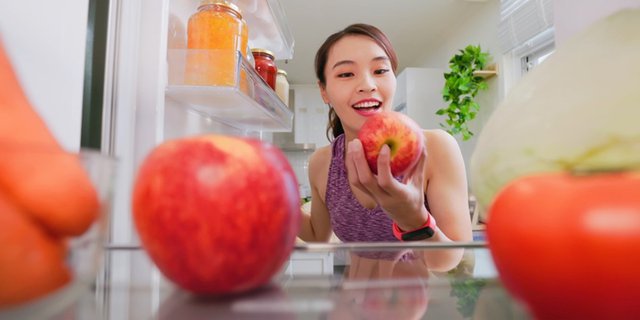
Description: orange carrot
0,192,72,308
0,41,99,236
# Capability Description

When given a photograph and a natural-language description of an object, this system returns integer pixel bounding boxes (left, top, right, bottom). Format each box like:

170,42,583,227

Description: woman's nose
357,75,376,92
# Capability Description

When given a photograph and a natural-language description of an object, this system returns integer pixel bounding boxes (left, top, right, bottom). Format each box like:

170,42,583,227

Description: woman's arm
297,148,333,242
417,129,472,271
423,129,472,243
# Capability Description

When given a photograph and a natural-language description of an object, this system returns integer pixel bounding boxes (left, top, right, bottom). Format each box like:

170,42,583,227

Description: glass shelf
235,0,295,60
166,49,293,132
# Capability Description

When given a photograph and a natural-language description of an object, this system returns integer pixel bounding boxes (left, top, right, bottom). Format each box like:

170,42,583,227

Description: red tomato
486,171,640,320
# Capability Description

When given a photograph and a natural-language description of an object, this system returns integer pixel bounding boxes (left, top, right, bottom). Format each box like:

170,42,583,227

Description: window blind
498,0,554,53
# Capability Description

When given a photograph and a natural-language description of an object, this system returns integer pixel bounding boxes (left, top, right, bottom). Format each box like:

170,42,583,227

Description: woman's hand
345,139,429,231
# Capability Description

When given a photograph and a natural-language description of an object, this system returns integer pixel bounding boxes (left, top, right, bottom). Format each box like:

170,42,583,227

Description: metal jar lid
251,48,275,60
198,0,243,19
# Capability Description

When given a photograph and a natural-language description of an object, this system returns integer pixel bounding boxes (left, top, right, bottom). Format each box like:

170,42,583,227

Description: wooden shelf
473,63,498,79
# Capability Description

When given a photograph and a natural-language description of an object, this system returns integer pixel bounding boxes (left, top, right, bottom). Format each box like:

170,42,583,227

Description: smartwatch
392,215,437,241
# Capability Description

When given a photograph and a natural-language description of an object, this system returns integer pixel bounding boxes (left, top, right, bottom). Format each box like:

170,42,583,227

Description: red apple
358,112,424,177
132,135,301,295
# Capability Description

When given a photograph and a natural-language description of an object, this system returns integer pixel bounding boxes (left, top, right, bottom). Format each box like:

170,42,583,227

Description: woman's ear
318,81,330,104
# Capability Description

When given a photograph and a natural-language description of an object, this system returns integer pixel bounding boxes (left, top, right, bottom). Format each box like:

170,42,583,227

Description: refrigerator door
100,1,295,317
104,0,294,247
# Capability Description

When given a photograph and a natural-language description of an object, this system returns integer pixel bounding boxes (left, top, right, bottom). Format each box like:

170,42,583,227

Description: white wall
395,67,447,131
412,0,501,177
0,1,89,151
554,0,640,46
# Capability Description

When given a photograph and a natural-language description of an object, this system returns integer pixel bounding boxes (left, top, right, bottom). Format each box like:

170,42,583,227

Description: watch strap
392,214,437,241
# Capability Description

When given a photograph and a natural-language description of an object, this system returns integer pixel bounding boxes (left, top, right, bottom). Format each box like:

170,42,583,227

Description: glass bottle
275,69,289,106
186,0,248,86
251,48,277,90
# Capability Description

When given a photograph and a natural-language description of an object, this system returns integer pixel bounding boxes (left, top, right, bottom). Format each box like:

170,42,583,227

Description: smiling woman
296,23,472,272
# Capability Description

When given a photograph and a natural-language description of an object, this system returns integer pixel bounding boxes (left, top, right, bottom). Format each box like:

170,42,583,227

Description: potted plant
437,45,492,141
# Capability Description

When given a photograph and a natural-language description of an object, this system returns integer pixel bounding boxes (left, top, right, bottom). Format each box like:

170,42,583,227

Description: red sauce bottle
251,49,277,90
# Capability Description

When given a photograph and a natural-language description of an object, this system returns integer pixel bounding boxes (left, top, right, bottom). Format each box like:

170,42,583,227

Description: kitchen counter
44,240,530,320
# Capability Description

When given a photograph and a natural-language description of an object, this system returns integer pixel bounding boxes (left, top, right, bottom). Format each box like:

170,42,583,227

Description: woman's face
320,35,396,137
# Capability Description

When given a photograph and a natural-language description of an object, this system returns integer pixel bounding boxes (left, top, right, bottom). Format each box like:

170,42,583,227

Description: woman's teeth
353,101,381,109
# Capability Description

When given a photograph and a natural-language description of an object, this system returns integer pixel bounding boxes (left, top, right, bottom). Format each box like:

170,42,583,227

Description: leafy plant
437,45,491,141
450,277,488,318
446,251,488,318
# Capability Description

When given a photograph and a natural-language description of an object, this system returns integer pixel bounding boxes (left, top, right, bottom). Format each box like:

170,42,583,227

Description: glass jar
186,0,248,86
251,48,277,90
275,69,289,106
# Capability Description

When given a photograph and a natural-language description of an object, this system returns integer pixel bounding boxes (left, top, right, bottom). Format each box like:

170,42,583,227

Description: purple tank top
326,134,398,242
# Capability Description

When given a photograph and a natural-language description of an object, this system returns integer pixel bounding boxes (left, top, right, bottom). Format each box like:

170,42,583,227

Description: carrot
0,40,99,236
0,192,72,308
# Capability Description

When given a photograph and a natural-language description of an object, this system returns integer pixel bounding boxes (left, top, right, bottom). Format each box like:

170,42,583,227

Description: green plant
437,45,490,141
450,277,488,318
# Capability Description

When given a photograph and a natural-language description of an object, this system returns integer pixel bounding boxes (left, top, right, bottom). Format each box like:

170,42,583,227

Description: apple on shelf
132,135,301,295
358,111,424,177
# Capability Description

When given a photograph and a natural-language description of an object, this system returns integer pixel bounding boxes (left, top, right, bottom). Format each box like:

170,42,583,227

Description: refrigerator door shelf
166,49,293,132
236,0,294,60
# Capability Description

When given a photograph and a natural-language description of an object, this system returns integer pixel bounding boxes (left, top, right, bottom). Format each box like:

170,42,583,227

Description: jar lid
251,48,275,59
277,69,287,76
199,0,243,18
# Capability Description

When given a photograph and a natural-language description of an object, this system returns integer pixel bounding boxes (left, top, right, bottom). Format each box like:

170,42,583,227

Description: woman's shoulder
423,129,460,152
422,129,464,164
422,128,466,175
308,144,333,181
307,144,333,198
309,144,333,167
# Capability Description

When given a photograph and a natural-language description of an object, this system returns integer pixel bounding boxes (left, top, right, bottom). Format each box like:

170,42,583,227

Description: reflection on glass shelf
166,49,293,132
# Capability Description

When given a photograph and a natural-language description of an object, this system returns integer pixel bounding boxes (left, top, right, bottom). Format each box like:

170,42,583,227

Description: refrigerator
99,0,295,317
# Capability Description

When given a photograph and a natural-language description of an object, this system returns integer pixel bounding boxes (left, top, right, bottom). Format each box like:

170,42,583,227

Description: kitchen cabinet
291,84,331,148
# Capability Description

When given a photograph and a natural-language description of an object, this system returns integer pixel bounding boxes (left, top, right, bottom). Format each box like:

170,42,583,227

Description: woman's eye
337,72,354,78
374,68,390,75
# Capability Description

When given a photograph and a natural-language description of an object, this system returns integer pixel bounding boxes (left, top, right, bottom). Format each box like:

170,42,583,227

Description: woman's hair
314,23,398,141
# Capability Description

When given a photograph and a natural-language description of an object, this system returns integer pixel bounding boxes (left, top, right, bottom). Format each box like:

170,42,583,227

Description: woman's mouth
352,100,382,116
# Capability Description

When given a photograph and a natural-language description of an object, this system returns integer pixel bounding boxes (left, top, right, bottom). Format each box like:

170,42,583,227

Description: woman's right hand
345,138,430,231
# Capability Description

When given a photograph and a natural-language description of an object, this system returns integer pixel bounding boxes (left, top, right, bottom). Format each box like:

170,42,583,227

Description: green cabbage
470,9,640,214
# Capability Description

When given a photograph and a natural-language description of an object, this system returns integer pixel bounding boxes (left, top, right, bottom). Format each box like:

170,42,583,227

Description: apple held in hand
132,135,301,295
358,112,424,177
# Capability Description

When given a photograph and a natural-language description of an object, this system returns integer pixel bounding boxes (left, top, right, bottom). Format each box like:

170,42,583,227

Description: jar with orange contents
186,0,248,87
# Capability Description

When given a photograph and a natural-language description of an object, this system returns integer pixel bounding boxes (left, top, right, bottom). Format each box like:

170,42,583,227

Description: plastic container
251,48,277,90
246,46,255,68
275,69,289,106
0,149,116,319
186,0,248,86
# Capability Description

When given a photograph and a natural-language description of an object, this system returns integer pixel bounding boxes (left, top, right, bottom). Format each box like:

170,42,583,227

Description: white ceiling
276,0,493,85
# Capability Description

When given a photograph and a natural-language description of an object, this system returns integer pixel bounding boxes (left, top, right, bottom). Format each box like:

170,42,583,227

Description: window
499,0,555,94
521,43,554,73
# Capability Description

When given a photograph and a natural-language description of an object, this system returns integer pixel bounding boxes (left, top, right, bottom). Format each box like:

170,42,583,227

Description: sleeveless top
326,134,399,242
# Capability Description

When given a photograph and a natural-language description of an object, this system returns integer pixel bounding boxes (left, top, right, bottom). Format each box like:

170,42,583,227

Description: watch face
401,226,435,241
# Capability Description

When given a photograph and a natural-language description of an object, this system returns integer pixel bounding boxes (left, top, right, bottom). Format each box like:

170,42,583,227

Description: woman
297,23,472,271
